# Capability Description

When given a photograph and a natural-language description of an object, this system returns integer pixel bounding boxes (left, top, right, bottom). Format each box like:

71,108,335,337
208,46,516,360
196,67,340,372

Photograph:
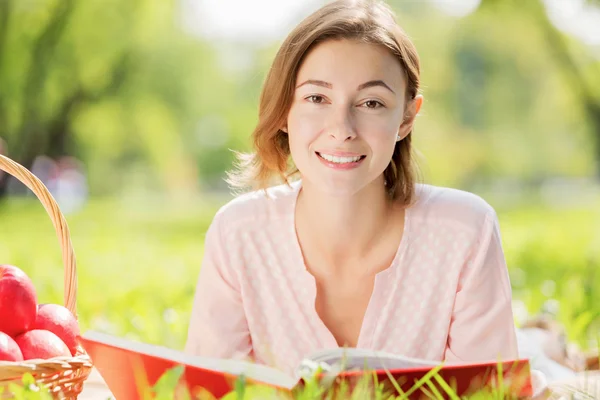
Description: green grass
0,195,222,350
0,193,598,351
500,203,600,348
0,361,534,400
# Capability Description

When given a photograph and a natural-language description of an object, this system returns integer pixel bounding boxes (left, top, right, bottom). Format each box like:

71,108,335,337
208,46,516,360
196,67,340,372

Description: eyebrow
295,79,395,94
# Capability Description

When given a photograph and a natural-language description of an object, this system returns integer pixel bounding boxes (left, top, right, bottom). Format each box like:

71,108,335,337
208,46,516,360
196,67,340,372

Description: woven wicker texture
0,154,92,399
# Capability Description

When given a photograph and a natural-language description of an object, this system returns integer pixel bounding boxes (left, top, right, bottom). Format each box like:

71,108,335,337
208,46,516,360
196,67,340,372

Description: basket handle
0,154,77,318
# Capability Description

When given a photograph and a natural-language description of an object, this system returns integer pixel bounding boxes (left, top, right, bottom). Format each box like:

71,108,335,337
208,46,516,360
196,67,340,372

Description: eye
362,100,385,109
306,95,326,104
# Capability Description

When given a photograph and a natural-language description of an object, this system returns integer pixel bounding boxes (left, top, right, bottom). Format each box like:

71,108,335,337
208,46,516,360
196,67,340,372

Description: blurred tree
477,0,600,179
0,0,129,196
0,0,228,198
386,1,597,190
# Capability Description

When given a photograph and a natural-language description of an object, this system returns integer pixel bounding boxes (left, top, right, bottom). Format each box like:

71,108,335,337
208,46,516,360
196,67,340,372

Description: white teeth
319,153,362,163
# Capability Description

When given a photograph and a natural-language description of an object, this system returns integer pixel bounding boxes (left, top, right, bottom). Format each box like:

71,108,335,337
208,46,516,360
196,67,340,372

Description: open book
78,331,533,399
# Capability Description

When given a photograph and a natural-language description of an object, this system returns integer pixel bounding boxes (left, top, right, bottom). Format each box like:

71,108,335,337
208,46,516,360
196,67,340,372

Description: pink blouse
185,181,519,377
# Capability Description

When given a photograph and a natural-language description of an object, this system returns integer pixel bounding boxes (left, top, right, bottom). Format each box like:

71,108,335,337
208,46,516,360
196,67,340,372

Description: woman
185,0,522,394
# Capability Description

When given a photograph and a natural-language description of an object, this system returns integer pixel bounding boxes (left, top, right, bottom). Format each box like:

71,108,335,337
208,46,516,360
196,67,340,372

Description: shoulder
210,180,300,235
411,183,498,234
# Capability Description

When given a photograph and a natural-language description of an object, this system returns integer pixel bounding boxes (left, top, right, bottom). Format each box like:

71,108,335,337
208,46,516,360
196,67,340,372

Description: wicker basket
0,154,92,398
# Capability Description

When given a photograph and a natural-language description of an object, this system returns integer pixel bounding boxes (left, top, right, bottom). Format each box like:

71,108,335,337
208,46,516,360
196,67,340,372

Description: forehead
296,39,406,92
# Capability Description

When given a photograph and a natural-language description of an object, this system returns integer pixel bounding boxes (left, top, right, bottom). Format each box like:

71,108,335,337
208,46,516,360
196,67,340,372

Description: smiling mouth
315,152,366,164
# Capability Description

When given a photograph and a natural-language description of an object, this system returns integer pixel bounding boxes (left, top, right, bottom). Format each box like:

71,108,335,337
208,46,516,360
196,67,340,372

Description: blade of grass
432,373,461,400
397,364,444,400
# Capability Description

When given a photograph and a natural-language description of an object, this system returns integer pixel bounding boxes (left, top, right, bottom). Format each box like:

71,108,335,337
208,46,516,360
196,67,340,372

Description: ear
397,94,423,141
281,126,288,133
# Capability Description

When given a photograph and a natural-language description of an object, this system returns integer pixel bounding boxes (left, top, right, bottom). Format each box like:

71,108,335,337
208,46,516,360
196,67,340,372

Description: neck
295,177,398,265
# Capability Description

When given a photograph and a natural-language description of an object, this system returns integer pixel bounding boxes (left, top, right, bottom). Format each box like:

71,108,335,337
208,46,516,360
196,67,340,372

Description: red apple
0,331,23,361
34,303,80,356
0,265,37,337
14,329,70,360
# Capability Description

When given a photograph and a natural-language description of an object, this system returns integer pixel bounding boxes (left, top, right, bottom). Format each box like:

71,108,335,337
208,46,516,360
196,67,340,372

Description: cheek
357,121,399,150
370,136,397,160
287,107,324,146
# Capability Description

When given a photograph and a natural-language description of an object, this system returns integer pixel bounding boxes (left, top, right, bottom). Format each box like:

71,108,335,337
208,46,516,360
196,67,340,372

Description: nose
327,106,357,142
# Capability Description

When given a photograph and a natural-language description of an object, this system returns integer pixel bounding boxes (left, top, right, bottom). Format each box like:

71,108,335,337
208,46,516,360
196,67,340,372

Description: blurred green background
0,0,598,353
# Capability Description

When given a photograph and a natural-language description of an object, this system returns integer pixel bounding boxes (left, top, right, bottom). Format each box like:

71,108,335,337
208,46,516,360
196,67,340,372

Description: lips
315,151,366,170
315,151,366,164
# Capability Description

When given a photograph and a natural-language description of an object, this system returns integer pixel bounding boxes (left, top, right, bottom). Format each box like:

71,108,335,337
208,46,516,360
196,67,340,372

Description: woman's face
286,38,421,197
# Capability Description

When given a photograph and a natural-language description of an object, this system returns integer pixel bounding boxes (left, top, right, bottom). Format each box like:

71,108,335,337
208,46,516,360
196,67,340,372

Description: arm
184,212,252,361
444,209,519,363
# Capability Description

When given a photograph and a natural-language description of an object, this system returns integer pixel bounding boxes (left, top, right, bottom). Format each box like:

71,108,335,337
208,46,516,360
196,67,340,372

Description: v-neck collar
285,179,412,349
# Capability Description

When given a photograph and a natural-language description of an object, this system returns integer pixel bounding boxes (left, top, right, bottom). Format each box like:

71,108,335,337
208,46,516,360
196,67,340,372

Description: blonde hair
227,0,421,204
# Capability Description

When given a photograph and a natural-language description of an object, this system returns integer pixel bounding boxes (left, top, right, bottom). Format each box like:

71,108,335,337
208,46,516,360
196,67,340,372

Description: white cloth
516,328,577,383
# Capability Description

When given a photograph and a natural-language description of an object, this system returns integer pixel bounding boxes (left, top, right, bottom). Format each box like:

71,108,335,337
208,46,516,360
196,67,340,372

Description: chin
295,155,387,197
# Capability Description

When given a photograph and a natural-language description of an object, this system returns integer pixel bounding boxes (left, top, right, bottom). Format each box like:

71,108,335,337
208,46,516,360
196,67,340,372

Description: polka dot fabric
185,181,519,377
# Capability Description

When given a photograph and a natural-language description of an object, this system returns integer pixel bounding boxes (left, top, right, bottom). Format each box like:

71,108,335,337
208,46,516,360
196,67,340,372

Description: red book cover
78,331,532,399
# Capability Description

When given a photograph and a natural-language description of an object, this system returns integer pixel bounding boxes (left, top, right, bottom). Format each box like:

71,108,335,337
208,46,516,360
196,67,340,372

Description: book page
82,331,298,390
299,347,439,375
